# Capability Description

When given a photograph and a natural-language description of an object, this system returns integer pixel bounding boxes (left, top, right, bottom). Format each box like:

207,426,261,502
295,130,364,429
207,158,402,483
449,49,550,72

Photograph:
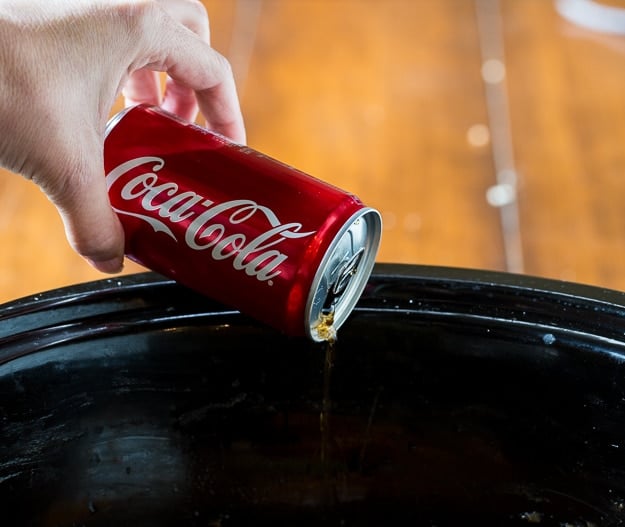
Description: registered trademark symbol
268,280,274,286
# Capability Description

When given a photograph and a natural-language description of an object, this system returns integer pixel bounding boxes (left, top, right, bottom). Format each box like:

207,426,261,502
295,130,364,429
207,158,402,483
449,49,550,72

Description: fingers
122,68,161,108
195,66,247,144
157,0,210,122
125,0,246,143
163,39,247,143
124,0,209,122
161,75,198,123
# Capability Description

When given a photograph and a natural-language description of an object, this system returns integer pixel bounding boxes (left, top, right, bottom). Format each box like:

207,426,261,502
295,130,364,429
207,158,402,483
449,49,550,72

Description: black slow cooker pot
0,264,624,526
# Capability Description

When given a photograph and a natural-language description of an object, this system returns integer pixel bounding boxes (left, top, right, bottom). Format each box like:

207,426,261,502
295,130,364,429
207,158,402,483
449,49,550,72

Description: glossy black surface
1,264,624,526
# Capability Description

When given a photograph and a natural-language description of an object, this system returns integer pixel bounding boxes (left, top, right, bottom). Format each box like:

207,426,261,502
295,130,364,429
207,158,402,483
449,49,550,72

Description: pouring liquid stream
316,311,337,506
318,312,336,464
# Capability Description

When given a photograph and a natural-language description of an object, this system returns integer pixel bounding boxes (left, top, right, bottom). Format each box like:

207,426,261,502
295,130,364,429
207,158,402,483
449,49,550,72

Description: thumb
52,155,126,274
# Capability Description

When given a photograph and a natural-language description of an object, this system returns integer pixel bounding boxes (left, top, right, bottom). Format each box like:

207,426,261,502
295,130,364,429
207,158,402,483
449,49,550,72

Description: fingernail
87,257,124,274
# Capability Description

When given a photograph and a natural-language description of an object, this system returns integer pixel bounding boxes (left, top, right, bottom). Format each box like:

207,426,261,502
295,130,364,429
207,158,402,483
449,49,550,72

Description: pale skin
0,0,246,273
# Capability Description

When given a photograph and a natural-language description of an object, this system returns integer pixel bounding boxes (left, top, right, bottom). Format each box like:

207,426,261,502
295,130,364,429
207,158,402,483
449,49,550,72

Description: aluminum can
104,104,382,340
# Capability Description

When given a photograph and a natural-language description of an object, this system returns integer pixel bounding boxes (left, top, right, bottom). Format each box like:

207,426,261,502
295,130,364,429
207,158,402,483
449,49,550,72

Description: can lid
306,208,382,341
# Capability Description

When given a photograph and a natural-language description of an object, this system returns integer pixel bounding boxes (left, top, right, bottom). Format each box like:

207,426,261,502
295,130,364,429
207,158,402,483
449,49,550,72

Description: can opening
306,208,382,341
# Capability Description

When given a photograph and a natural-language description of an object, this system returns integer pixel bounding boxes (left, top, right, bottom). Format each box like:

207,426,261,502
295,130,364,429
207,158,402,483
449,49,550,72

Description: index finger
164,35,246,144
157,0,211,122
145,1,246,143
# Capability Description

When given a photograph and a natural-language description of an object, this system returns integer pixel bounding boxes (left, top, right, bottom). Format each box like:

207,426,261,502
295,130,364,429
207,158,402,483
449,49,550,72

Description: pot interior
1,264,624,526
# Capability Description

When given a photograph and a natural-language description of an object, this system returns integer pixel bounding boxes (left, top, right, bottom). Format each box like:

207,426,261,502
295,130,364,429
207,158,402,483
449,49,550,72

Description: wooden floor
2,0,625,303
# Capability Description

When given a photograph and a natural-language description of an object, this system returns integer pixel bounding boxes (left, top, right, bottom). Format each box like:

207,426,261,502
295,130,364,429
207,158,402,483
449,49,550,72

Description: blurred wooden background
2,0,625,303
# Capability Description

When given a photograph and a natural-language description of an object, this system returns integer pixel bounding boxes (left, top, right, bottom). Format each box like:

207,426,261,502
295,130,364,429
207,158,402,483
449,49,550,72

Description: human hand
0,0,246,273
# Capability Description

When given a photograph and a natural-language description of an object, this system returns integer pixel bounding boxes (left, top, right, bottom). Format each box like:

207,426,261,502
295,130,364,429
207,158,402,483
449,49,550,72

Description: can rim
304,207,382,341
104,105,138,139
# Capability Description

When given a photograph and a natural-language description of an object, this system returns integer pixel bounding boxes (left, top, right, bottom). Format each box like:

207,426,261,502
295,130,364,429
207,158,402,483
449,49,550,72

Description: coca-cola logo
106,156,316,284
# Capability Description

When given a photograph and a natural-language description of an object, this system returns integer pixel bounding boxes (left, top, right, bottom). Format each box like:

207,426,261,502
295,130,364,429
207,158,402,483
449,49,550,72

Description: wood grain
1,0,625,304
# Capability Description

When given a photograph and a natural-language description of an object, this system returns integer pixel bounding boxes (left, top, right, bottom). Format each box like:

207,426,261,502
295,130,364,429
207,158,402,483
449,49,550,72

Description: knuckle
185,0,208,18
163,0,210,40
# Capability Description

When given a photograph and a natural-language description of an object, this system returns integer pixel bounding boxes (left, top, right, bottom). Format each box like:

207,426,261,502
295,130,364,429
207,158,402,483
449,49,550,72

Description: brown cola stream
315,312,337,506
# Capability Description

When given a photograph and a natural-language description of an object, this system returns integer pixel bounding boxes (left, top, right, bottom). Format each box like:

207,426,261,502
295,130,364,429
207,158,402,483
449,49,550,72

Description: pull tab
322,247,365,314
332,247,364,296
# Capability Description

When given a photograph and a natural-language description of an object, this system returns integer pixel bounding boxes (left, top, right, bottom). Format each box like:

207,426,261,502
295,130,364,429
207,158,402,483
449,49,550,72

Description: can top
306,208,382,341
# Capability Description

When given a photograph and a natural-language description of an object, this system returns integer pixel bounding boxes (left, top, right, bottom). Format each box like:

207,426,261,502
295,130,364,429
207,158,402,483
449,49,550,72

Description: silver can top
306,207,382,341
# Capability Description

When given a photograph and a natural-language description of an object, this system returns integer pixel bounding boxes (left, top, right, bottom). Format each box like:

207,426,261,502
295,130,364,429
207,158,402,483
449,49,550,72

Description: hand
0,0,246,273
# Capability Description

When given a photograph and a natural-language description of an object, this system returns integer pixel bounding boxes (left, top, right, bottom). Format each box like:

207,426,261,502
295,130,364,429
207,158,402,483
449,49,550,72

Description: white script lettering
106,156,316,283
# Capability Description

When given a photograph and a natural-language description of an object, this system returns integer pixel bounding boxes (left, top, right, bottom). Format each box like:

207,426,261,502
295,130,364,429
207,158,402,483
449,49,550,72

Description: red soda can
104,105,382,341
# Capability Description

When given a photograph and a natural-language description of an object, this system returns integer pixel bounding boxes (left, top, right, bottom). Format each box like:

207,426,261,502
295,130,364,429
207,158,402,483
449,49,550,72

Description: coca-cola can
104,104,382,341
